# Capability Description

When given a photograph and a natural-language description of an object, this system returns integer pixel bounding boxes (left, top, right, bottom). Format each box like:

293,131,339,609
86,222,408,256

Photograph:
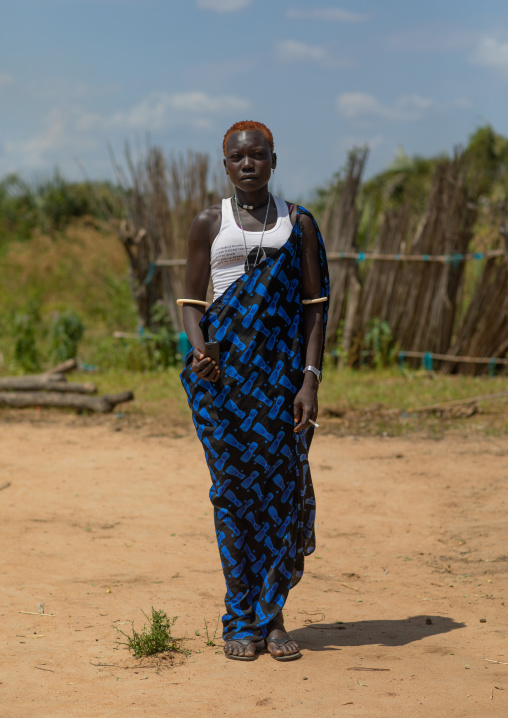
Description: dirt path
1,416,508,717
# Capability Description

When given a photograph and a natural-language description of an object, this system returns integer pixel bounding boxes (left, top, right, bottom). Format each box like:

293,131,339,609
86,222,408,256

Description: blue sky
1,0,508,199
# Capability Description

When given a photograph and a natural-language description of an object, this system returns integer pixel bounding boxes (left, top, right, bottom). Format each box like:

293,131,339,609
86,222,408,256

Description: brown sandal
224,638,260,661
267,635,302,662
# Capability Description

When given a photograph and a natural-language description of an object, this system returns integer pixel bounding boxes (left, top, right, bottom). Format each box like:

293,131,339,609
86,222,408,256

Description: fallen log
44,358,78,375
406,390,508,414
0,390,134,413
0,377,97,394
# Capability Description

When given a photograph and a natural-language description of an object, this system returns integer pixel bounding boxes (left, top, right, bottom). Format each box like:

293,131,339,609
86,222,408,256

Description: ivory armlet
302,296,328,305
176,298,210,309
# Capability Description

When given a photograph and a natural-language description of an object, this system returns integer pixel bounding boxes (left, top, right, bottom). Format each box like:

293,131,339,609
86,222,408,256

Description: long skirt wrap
180,207,329,641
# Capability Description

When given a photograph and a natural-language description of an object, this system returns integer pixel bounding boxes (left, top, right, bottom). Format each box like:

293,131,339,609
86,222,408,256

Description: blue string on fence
422,352,433,372
143,262,157,285
330,250,498,264
178,332,192,365
474,252,484,279
397,351,503,375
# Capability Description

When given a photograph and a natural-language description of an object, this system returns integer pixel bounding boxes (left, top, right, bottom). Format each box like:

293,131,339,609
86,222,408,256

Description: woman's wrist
302,371,319,390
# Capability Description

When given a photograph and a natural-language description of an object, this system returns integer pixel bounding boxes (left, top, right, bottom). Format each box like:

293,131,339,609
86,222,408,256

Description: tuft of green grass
203,613,221,647
114,608,183,658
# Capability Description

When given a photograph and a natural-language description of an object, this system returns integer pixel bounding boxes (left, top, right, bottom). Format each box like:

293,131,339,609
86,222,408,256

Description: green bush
13,302,41,372
364,318,397,369
114,608,183,658
51,310,85,361
0,171,123,245
147,301,177,369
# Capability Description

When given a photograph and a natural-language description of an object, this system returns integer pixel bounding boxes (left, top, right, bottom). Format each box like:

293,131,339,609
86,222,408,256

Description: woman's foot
266,614,301,661
224,638,259,660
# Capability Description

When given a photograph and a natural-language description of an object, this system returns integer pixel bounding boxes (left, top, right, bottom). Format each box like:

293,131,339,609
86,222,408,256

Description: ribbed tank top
210,195,293,300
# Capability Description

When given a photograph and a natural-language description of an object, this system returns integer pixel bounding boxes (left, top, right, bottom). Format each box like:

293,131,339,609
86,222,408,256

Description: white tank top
210,195,293,300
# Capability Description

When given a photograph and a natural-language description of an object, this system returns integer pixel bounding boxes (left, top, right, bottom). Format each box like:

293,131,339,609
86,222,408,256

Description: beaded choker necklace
233,194,270,211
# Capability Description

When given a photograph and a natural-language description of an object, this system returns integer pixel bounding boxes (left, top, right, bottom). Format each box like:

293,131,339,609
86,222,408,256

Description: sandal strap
225,638,259,647
267,634,294,647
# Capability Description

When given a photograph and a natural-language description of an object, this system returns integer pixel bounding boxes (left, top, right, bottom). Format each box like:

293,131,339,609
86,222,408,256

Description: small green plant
51,310,84,361
203,613,221,647
146,301,177,369
114,608,183,658
333,319,347,366
13,302,41,372
364,318,397,369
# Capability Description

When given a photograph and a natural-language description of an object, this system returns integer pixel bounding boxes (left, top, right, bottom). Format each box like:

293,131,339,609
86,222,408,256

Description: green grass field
64,365,508,438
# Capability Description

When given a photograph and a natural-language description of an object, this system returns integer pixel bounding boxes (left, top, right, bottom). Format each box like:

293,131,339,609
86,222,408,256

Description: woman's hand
191,348,221,383
293,374,319,432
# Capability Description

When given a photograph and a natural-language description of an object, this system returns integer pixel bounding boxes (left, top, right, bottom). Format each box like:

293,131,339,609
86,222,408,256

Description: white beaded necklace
233,193,272,269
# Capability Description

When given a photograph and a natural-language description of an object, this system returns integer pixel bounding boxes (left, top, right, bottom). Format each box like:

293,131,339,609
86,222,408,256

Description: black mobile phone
204,340,220,365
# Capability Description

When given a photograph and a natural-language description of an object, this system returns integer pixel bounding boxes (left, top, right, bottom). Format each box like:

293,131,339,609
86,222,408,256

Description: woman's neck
234,187,270,207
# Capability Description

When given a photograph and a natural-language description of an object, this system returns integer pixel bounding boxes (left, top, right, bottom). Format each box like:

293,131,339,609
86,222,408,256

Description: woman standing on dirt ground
179,121,329,662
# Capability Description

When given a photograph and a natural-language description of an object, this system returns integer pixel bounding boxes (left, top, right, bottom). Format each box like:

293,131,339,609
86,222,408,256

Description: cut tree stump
0,391,134,413
0,377,97,394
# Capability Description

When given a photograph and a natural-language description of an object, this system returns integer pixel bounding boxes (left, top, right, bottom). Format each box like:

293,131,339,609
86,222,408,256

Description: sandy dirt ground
1,413,508,718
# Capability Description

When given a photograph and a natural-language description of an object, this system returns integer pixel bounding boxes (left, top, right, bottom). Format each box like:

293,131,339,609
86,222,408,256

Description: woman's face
224,130,276,193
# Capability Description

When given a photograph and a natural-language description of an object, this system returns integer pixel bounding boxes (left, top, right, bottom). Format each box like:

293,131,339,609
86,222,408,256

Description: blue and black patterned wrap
180,207,329,641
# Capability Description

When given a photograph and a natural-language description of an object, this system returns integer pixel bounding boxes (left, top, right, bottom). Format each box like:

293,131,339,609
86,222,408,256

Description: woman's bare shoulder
192,203,222,227
188,203,222,243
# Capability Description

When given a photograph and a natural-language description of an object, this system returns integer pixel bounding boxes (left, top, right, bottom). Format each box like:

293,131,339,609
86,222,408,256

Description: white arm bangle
302,296,328,305
176,298,210,309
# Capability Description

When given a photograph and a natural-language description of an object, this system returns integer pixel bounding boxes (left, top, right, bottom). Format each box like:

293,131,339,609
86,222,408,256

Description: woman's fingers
294,400,307,433
193,356,221,382
293,400,302,427
294,408,309,432
294,400,317,432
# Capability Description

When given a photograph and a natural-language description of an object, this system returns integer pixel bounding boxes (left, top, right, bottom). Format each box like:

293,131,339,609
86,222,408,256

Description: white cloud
197,0,250,12
0,72,13,89
4,108,96,170
336,92,434,122
470,37,508,76
2,88,248,173
286,7,368,22
5,109,67,167
78,91,250,132
276,40,328,64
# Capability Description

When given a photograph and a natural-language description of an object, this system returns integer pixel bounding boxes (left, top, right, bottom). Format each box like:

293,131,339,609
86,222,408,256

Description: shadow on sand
291,616,465,652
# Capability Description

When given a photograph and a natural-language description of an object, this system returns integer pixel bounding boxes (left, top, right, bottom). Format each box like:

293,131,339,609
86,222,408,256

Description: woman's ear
272,152,277,170
223,157,228,175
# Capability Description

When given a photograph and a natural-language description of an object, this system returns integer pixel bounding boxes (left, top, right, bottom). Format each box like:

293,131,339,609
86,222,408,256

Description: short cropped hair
223,121,274,156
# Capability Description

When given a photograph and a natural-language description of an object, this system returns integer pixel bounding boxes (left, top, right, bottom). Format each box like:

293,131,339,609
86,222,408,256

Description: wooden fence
108,146,508,374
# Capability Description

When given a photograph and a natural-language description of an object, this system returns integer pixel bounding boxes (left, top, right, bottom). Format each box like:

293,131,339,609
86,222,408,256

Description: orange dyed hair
223,121,274,155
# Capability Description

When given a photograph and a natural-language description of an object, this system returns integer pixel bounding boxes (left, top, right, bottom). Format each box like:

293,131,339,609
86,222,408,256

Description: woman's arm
293,213,324,432
182,208,221,382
